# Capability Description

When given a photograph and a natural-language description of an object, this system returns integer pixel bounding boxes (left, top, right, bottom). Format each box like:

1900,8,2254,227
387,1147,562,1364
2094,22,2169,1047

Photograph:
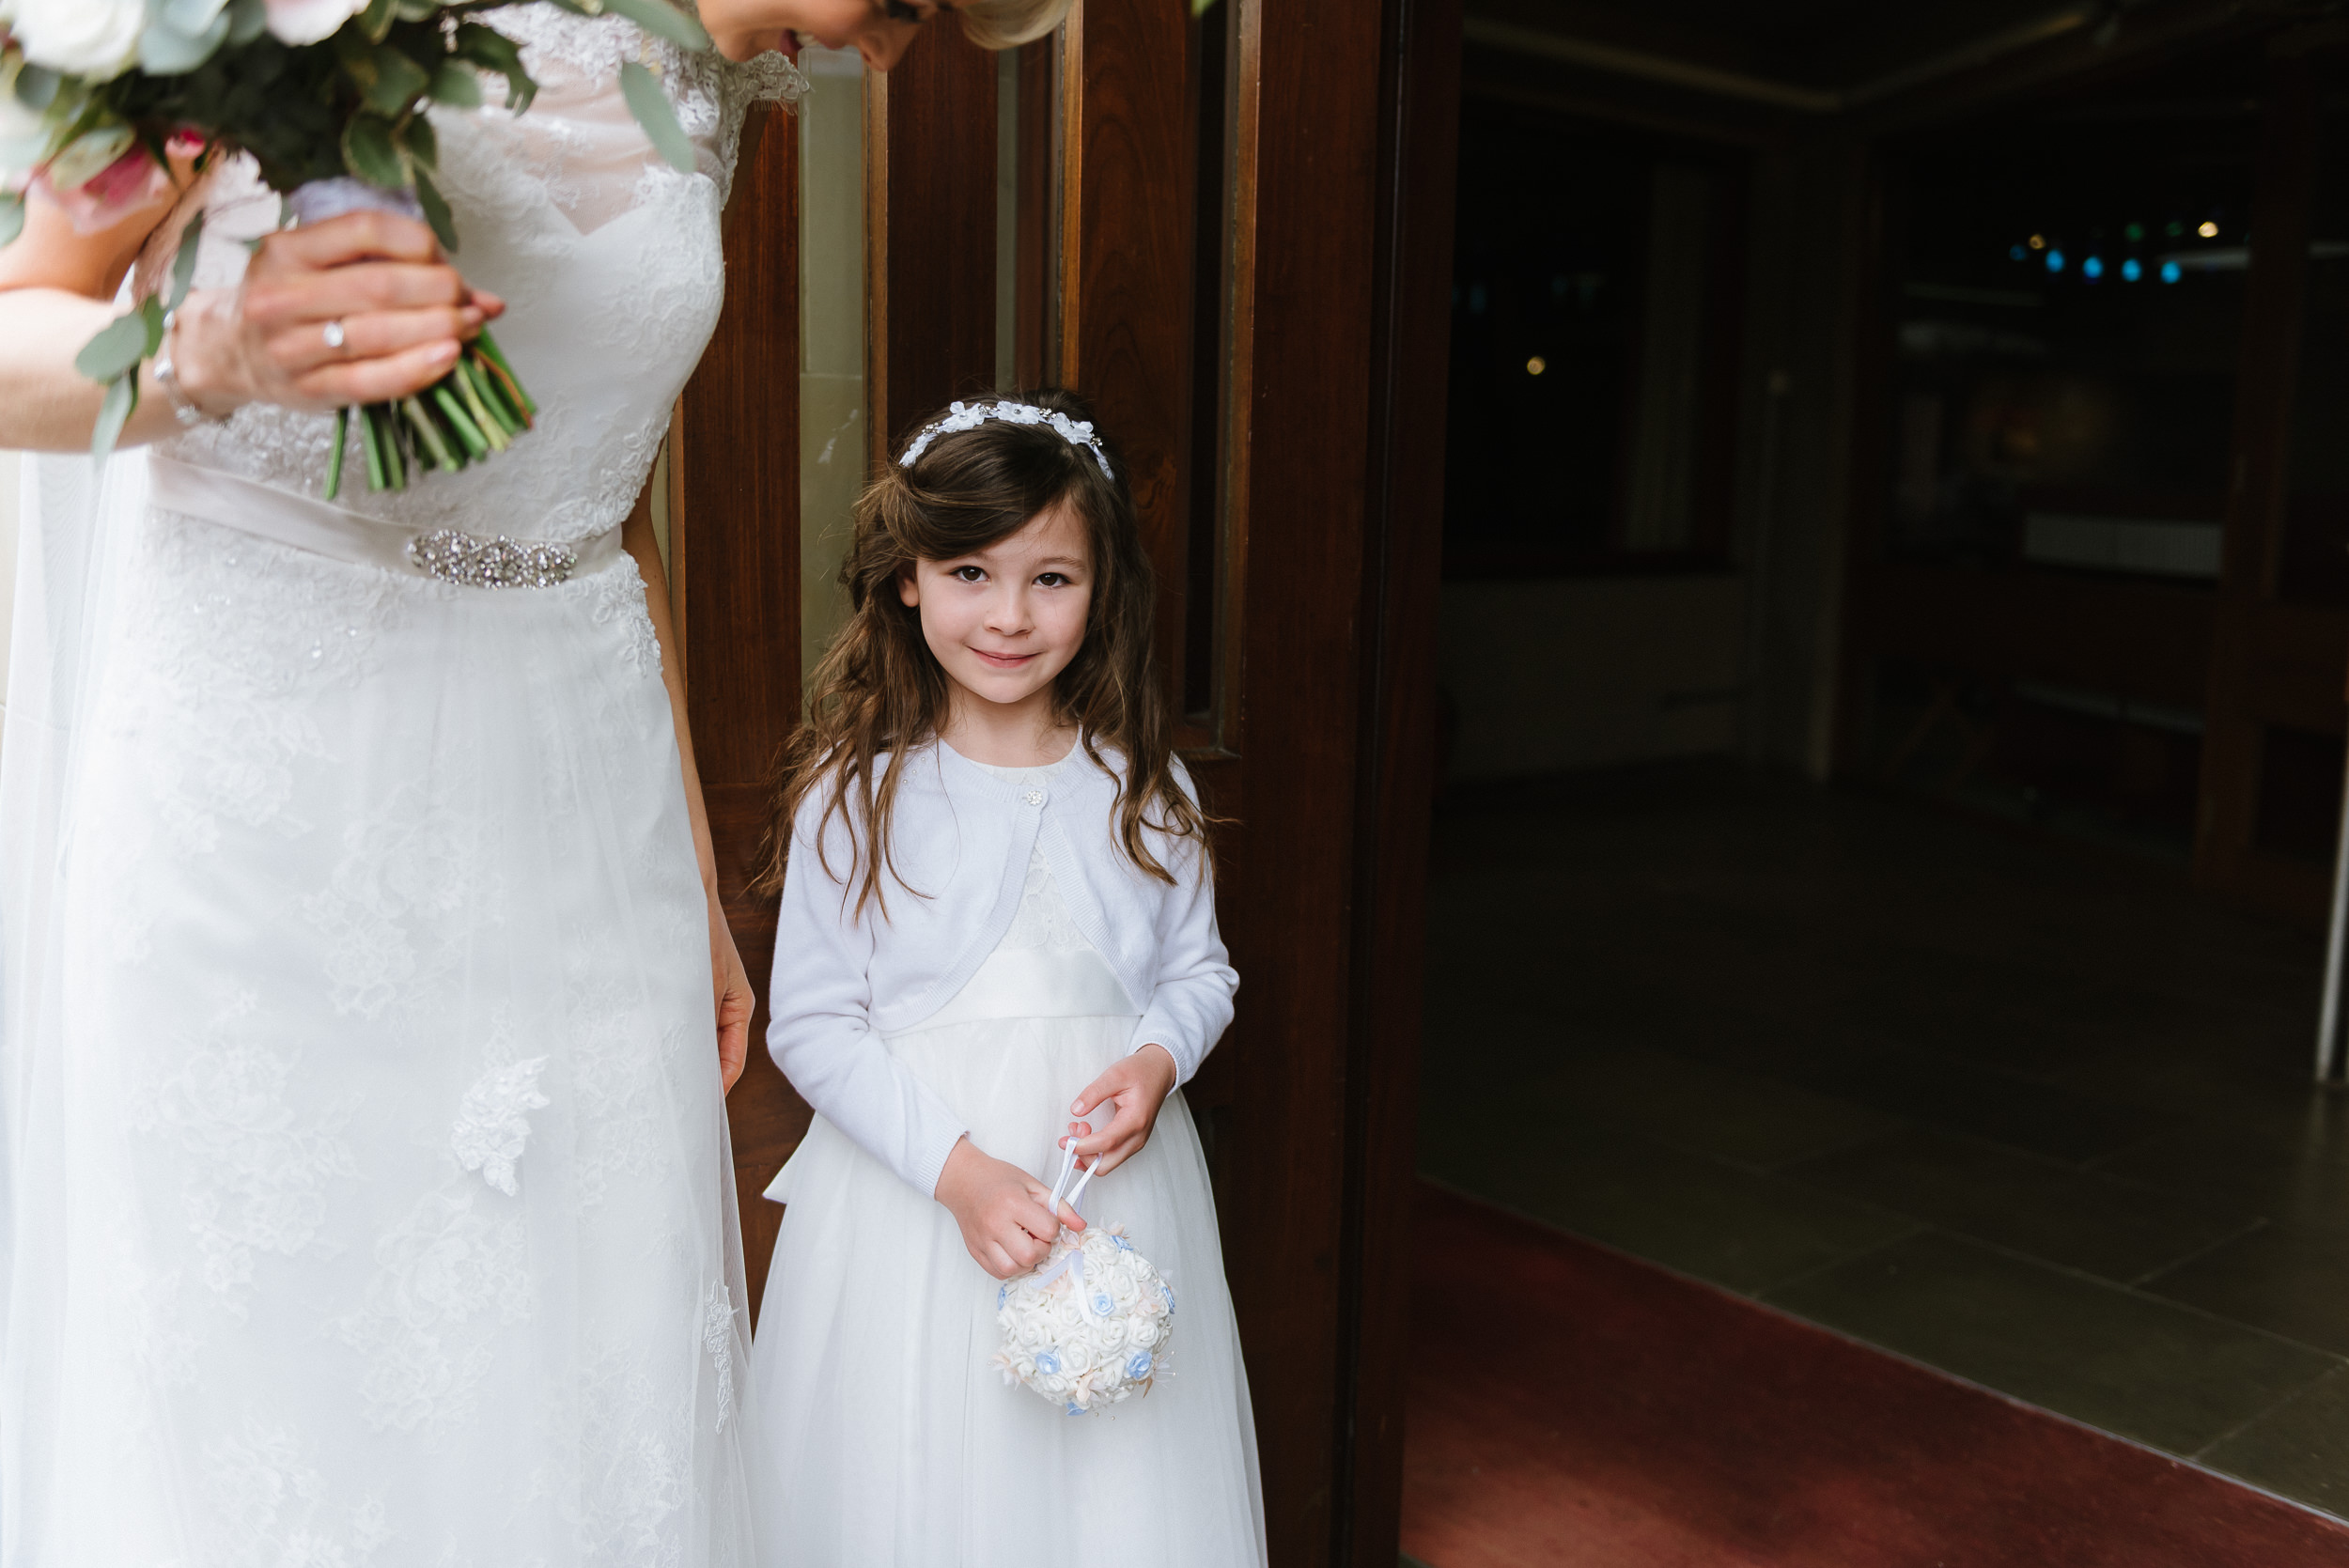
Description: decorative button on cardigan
765,741,1238,1200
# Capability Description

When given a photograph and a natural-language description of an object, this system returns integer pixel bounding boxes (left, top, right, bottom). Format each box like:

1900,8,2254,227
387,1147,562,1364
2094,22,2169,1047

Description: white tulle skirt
2,498,761,1566
749,1015,1267,1567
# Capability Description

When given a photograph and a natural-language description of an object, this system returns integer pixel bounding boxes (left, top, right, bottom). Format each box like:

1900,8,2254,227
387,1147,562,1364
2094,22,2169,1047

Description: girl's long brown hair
755,389,1209,915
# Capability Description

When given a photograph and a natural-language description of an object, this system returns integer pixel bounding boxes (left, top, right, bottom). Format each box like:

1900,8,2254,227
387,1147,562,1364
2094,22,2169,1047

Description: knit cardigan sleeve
765,793,971,1200
1128,765,1239,1083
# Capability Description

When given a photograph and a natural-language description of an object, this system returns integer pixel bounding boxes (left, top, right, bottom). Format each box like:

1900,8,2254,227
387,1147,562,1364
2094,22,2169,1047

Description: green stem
463,351,521,435
473,330,536,419
431,383,490,459
360,403,387,493
452,359,508,450
401,396,461,473
326,408,349,502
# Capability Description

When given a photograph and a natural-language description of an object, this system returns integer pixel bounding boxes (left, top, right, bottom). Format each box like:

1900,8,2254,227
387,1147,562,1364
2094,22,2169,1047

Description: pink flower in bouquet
35,130,170,234
263,0,373,46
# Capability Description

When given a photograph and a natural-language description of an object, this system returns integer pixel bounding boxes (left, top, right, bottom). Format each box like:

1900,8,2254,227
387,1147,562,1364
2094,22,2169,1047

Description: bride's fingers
261,209,445,271
289,337,460,409
248,261,476,339
272,304,485,376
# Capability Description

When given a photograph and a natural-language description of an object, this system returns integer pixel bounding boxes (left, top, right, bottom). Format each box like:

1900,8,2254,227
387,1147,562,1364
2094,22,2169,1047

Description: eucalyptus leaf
364,47,431,118
394,0,440,17
140,12,232,75
620,61,696,177
0,194,22,250
412,164,458,253
429,61,483,108
140,296,166,357
599,0,711,52
13,66,59,112
360,0,397,42
402,113,438,171
341,115,409,191
168,210,208,312
162,0,232,33
90,375,137,467
225,0,270,46
75,311,152,384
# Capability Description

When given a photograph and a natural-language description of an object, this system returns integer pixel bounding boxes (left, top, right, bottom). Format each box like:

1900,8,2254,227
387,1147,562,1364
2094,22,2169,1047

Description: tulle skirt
2,504,761,1566
749,1015,1268,1567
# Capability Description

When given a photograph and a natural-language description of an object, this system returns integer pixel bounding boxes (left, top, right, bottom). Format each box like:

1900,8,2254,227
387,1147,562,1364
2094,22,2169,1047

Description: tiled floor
1416,760,2349,1516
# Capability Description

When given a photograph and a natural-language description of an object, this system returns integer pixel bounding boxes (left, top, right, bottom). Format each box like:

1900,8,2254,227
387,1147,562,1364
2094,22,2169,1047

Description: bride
0,0,1066,1561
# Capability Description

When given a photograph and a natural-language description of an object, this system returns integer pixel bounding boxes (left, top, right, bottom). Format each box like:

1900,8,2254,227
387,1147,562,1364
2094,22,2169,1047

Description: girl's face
899,501,1094,720
701,0,949,69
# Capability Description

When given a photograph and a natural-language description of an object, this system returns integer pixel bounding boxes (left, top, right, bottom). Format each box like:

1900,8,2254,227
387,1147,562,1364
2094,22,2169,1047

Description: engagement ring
322,319,347,352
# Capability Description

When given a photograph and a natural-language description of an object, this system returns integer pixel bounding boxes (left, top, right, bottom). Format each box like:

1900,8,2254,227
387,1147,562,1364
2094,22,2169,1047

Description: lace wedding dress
0,14,803,1566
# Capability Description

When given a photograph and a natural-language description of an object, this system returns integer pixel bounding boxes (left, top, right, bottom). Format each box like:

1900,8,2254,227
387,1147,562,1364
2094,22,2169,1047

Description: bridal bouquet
0,0,708,495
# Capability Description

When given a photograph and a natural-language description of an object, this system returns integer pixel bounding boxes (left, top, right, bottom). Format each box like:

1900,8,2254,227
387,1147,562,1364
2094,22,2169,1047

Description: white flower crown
898,400,1116,482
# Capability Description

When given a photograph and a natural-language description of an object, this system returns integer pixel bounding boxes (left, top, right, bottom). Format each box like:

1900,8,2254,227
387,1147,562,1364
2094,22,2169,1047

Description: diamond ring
321,318,347,352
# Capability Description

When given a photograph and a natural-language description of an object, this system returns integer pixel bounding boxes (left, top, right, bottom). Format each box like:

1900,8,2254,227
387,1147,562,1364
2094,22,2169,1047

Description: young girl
747,392,1267,1565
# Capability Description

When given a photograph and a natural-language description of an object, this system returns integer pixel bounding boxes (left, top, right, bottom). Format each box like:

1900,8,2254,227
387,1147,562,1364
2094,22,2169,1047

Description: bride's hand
710,899,754,1094
171,210,504,420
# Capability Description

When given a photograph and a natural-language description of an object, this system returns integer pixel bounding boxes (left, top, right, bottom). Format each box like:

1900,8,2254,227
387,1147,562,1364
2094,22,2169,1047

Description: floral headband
898,400,1116,482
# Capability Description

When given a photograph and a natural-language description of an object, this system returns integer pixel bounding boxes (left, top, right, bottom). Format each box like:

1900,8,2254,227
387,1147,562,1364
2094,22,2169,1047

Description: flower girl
747,392,1268,1565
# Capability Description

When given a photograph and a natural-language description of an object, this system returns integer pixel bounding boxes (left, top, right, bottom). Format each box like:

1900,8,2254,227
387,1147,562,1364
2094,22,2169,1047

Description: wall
1439,572,1748,781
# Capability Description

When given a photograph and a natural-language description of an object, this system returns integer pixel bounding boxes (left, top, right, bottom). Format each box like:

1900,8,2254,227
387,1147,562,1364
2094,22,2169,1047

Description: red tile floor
1400,1184,2349,1568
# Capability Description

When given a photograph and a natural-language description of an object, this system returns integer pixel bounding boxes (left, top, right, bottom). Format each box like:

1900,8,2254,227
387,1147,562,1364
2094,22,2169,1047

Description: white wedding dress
0,14,802,1566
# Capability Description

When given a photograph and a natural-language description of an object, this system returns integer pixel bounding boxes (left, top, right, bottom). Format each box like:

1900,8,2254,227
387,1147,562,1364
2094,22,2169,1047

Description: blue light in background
2046,249,2067,273
2160,259,2183,284
1469,283,1487,315
2083,255,2105,280
2011,244,2028,261
2121,257,2142,282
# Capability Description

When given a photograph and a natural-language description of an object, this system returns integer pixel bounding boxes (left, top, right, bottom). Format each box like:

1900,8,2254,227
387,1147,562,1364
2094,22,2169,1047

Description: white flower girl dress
750,748,1268,1567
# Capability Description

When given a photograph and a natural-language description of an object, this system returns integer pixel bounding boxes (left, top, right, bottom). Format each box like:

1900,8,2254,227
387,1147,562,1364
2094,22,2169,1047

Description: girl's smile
897,499,1094,763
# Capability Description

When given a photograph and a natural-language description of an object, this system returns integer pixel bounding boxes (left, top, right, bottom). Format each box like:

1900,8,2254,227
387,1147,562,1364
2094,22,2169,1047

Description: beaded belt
147,454,625,588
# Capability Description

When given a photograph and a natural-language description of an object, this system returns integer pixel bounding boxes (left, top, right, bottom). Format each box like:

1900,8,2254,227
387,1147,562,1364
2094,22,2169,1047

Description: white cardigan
765,740,1238,1199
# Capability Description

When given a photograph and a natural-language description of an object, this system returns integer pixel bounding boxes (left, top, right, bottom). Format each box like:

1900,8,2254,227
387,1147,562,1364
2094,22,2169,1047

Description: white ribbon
1026,1141,1104,1318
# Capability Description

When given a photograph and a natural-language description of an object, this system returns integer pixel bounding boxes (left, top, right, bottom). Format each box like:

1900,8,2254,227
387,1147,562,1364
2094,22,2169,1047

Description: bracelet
154,308,225,429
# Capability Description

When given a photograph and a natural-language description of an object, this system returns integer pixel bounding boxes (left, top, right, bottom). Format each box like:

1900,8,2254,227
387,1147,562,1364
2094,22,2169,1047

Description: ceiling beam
1462,4,2106,116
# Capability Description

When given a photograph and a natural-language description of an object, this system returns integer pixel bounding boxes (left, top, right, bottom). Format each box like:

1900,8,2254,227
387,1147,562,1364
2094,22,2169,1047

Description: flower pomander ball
994,1222,1175,1415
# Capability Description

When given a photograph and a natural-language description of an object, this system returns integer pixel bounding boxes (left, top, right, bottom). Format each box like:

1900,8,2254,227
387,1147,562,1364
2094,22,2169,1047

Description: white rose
10,0,143,79
263,0,368,46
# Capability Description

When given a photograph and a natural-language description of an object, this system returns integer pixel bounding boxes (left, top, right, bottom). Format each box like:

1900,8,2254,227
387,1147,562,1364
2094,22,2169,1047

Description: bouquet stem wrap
287,178,537,502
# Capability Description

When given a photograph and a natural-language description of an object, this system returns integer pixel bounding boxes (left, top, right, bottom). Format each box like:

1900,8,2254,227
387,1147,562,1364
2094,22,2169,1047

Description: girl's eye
1035,573,1068,588
952,566,986,582
883,0,923,22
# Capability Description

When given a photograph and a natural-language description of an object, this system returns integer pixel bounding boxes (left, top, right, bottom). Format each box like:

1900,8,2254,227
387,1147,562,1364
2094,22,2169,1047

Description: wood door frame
674,101,806,1318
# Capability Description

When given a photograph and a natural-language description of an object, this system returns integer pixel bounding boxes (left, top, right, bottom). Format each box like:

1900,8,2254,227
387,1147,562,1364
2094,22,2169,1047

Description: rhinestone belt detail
406,529,581,589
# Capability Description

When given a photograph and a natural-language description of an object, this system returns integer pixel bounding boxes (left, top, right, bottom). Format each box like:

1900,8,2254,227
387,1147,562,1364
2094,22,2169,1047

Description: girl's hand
936,1137,1086,1281
176,210,503,419
1066,1045,1178,1176
710,898,754,1094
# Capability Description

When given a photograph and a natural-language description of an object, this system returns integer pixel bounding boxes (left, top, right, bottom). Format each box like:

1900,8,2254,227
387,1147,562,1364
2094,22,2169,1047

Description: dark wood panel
1852,563,2217,710
1218,1,1388,1562
676,102,803,1318
1339,3,1460,1562
1015,37,1057,390
1061,0,1197,706
869,24,1000,458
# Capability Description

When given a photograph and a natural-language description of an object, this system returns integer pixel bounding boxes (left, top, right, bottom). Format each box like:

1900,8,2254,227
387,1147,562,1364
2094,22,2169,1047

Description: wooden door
679,2,1462,1559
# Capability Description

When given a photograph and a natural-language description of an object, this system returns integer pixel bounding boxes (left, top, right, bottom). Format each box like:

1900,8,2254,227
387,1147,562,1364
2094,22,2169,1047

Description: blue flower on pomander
1034,1350,1061,1375
1093,1293,1115,1316
1066,1402,1085,1417
997,1283,1009,1309
1112,1234,1133,1251
1126,1351,1154,1380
